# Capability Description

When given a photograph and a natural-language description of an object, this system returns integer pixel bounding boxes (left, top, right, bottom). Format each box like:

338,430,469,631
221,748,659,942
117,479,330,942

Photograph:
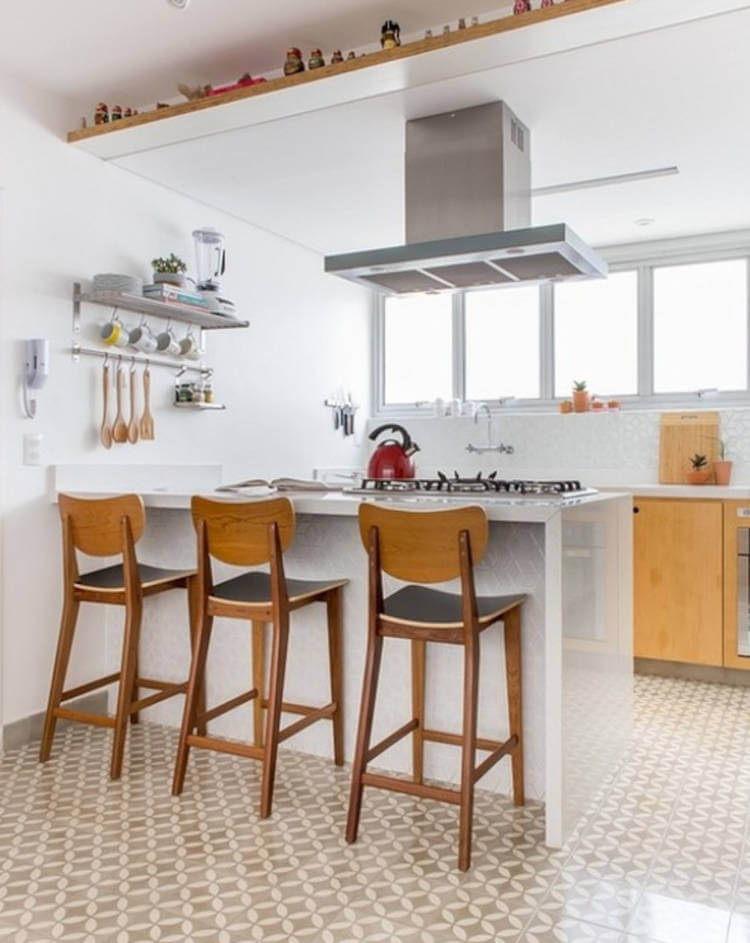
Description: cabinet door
634,499,723,666
723,502,750,671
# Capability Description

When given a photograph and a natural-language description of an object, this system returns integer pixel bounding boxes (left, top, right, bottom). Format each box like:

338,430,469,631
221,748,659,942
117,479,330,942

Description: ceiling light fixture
167,0,190,8
533,166,679,197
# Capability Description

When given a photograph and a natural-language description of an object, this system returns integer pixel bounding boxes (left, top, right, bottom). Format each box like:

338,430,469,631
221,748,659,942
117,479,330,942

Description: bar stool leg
458,634,480,872
411,640,425,784
188,576,207,738
346,632,384,844
129,653,140,726
252,621,265,748
504,606,525,806
260,613,290,818
326,589,344,767
172,610,213,795
111,598,143,780
39,595,80,763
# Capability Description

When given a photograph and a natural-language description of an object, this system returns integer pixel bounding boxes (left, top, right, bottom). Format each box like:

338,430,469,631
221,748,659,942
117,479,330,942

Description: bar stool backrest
58,493,145,556
358,503,489,584
191,496,296,565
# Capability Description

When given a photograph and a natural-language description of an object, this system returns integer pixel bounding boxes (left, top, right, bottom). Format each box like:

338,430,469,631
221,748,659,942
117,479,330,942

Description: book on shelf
142,284,208,307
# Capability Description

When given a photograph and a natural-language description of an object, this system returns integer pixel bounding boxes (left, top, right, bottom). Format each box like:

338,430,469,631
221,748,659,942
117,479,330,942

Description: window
375,242,750,412
465,286,540,400
554,271,638,398
383,293,452,404
653,259,747,394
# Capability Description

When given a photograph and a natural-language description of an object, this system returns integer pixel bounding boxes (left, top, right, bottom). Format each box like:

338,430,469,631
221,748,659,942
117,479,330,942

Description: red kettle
367,424,420,480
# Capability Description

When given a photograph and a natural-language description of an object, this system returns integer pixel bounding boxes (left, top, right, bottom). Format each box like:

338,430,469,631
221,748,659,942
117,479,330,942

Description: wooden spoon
112,363,128,444
140,365,155,441
127,363,139,444
100,360,113,449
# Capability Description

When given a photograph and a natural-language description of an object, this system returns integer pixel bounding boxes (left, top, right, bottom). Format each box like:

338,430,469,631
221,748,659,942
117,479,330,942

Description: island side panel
111,510,548,801
558,495,634,844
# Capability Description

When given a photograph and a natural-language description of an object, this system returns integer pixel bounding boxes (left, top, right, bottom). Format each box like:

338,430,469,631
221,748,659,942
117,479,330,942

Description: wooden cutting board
658,411,720,483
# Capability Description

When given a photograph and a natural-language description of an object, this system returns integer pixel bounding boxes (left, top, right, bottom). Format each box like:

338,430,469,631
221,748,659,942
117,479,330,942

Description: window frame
373,233,750,417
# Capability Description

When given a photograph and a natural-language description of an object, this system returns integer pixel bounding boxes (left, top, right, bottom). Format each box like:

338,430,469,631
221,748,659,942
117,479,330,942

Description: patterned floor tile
0,676,749,942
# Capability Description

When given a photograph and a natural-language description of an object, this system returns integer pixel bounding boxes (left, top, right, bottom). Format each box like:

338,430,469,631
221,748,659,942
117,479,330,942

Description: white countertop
599,483,750,499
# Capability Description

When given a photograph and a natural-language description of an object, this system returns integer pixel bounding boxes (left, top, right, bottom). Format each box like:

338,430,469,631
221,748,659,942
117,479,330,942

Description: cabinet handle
633,506,640,514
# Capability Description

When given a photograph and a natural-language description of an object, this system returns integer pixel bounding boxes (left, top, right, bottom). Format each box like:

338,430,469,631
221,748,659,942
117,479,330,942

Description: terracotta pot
713,460,733,485
559,401,573,414
592,400,605,412
572,390,590,413
686,469,712,485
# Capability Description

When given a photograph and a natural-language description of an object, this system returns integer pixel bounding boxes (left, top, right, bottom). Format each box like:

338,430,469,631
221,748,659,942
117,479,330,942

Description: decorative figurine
425,28,433,38
156,102,170,109
514,0,532,12
123,107,133,118
178,82,212,101
458,17,467,29
541,0,555,6
347,50,357,60
443,24,451,34
330,49,343,64
308,48,325,69
380,20,401,49
111,105,123,121
283,47,305,75
471,15,479,25
94,102,109,125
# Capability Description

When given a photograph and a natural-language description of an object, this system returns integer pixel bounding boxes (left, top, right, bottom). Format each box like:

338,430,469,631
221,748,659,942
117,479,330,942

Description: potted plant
152,253,188,287
559,400,573,414
607,399,621,411
686,453,712,485
572,380,590,413
591,397,605,412
714,439,733,486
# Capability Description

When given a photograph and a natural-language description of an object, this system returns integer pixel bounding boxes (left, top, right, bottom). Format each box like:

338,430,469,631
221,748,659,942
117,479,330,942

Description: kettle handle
368,423,420,454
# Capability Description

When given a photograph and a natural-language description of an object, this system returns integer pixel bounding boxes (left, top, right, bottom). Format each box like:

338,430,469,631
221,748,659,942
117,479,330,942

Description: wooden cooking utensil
112,362,128,444
127,361,139,444
100,360,113,449
140,364,155,441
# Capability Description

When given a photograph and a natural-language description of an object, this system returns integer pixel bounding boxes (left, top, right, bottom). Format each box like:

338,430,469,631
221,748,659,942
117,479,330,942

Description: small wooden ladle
127,360,139,444
100,358,113,449
140,364,155,441
112,361,128,444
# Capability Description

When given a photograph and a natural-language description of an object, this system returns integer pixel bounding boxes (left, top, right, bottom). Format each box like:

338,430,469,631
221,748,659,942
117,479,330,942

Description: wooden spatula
112,363,128,444
127,362,139,444
140,365,155,441
100,360,113,449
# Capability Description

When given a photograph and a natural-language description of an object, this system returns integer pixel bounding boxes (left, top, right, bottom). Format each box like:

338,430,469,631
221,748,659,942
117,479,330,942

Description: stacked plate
93,273,144,296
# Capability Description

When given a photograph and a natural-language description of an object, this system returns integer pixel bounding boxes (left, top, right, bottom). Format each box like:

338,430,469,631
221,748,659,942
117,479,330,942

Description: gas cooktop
346,471,597,503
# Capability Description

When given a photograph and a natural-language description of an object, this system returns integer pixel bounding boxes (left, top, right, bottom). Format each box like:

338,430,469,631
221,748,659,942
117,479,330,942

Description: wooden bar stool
347,503,525,871
40,493,200,779
172,496,346,818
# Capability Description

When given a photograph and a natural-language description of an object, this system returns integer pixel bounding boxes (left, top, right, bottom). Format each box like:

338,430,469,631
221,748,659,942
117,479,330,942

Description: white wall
0,71,371,730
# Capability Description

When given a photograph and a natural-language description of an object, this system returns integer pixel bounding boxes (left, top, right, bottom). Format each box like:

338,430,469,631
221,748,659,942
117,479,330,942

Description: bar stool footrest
186,734,264,760
53,707,116,728
366,719,419,763
472,734,518,784
195,688,258,726
360,772,461,806
129,682,187,714
278,703,337,743
61,672,120,702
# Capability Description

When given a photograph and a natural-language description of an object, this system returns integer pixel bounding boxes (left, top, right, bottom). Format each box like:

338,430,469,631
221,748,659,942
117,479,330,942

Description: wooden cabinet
634,498,723,666
723,502,750,671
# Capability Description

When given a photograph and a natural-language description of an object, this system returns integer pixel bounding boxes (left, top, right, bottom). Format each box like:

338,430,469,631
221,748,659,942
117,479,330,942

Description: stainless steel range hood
324,102,607,294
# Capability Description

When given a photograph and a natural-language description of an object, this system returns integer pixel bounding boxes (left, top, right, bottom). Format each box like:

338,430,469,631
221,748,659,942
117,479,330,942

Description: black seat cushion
383,585,524,626
76,563,192,590
211,571,345,605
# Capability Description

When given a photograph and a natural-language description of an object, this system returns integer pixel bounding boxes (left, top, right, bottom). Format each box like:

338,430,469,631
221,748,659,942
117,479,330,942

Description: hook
103,351,110,367
130,355,136,372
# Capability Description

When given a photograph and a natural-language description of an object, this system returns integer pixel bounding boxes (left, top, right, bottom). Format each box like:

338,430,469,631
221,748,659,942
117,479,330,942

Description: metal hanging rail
71,344,207,374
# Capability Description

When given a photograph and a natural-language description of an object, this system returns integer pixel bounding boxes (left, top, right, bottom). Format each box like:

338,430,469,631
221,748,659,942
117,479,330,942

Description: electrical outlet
23,433,43,466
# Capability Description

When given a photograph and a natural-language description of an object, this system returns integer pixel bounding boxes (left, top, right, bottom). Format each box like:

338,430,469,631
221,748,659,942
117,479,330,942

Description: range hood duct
324,102,607,294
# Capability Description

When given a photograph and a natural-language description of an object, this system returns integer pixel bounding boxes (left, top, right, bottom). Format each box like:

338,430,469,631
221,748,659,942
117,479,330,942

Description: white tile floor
1,675,749,942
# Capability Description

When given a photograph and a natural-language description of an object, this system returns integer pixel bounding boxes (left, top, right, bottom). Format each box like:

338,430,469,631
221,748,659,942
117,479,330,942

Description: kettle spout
405,441,420,457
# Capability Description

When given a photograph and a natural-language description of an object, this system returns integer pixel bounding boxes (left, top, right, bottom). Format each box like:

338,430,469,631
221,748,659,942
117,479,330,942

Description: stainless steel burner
348,472,596,501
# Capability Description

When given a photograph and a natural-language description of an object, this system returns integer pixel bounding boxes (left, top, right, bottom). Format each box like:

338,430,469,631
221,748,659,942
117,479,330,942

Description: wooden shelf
75,285,248,331
173,401,226,410
67,0,626,158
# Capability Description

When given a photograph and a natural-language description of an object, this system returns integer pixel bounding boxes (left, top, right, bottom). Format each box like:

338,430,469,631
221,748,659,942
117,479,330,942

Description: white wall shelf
74,283,248,331
173,401,226,410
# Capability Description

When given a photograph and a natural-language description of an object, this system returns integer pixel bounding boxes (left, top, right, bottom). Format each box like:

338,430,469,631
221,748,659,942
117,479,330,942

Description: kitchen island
52,464,632,848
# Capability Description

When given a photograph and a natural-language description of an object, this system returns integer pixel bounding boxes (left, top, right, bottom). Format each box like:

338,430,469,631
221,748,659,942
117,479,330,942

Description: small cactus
573,380,587,392
690,453,708,470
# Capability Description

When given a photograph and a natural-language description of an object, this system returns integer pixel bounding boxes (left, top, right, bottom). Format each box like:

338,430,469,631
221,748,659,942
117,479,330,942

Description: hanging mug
101,316,129,348
156,326,180,356
178,329,201,361
129,322,157,353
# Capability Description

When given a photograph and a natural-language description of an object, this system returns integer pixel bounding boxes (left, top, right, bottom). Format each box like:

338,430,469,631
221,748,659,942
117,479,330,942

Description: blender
192,227,235,315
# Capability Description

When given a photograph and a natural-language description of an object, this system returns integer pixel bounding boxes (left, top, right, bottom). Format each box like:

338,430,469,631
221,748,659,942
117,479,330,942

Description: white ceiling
113,6,750,253
0,0,509,110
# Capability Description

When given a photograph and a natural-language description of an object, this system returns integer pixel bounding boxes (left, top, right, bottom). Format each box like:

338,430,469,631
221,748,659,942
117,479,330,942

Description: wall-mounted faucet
466,402,515,455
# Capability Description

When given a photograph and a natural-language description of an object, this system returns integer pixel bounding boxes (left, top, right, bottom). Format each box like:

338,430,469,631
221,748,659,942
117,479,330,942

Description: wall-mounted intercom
22,338,49,419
